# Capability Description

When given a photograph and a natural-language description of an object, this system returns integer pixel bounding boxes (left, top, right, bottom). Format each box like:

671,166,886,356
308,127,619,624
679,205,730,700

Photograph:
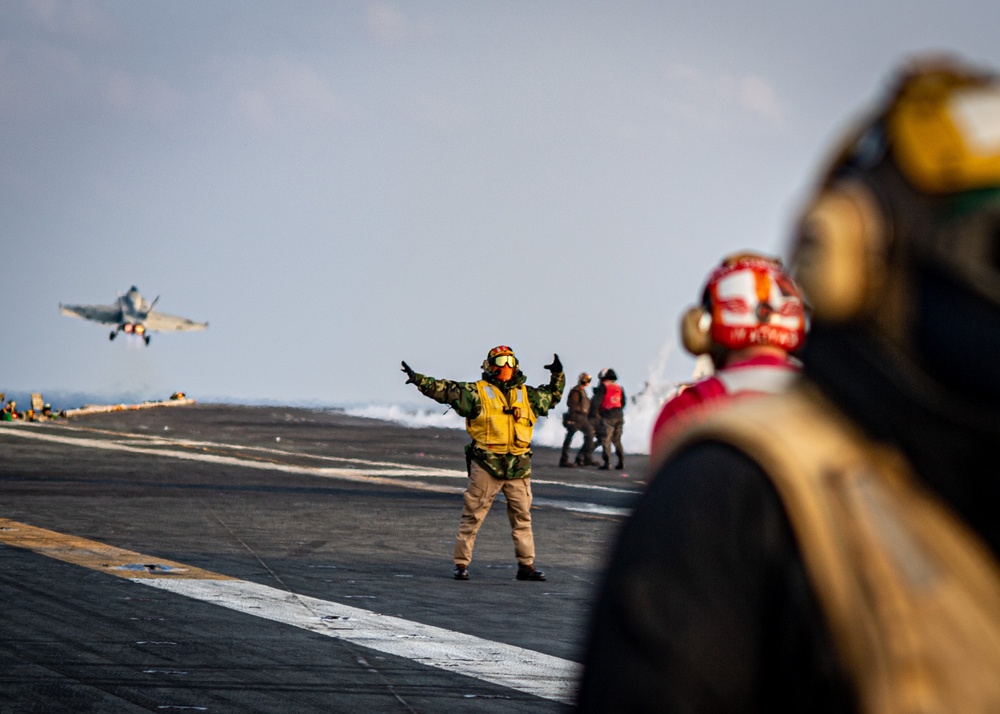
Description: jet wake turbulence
59,286,208,345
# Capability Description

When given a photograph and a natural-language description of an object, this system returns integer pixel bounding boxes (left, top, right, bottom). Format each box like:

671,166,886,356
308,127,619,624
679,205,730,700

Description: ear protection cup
680,306,714,356
791,182,888,323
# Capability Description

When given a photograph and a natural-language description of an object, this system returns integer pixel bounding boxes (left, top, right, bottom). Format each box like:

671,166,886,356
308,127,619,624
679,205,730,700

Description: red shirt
650,354,800,461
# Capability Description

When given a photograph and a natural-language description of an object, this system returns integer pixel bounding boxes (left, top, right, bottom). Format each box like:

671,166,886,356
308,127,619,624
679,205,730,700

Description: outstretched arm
401,361,416,383
401,361,480,418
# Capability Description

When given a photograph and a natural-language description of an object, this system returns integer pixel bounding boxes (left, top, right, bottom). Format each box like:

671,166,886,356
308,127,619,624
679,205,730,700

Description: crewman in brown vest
560,372,595,467
578,56,1000,713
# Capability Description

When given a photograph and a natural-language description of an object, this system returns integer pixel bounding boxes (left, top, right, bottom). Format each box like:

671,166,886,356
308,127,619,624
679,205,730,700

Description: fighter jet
59,286,208,345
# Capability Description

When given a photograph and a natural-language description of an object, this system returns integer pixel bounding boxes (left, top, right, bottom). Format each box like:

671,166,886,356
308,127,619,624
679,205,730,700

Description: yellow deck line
0,517,579,701
0,518,232,580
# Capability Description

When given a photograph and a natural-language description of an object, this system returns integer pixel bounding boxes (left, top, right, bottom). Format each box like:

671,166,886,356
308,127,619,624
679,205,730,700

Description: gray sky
3,0,999,408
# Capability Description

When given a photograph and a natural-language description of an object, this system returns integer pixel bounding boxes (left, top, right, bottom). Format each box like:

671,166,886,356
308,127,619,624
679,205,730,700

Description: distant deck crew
2,400,19,421
401,346,564,581
589,369,625,470
560,372,596,467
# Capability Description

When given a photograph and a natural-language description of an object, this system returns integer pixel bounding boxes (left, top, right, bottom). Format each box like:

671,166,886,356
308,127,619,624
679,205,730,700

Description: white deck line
0,515,581,704
29,423,639,494
0,426,636,514
140,577,581,704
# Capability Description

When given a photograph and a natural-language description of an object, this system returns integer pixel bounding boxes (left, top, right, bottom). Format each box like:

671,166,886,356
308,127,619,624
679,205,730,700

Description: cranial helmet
483,345,517,374
681,253,807,357
788,57,1000,398
578,372,592,385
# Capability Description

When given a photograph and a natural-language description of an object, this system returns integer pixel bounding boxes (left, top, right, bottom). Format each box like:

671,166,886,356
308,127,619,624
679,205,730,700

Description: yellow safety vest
466,381,536,456
661,383,1000,714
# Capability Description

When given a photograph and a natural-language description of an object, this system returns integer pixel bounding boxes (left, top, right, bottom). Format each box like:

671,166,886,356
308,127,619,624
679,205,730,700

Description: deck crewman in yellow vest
579,56,1000,713
402,346,564,581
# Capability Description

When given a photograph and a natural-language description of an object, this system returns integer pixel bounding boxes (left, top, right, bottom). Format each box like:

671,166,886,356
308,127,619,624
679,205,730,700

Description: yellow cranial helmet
888,64,1000,194
791,56,1000,327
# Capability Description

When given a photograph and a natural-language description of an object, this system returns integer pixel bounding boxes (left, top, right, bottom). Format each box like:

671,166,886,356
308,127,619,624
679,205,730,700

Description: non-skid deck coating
0,518,578,704
0,404,644,712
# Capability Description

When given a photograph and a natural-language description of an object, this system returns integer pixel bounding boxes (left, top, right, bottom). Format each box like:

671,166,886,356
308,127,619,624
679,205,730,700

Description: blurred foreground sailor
401,346,564,581
650,252,807,455
578,56,1000,713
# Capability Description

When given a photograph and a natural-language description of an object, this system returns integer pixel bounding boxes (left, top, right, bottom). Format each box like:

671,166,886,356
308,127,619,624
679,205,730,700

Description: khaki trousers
454,460,535,568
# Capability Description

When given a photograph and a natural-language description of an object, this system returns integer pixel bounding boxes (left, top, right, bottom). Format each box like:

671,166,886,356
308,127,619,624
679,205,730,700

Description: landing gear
143,335,150,345
109,331,117,341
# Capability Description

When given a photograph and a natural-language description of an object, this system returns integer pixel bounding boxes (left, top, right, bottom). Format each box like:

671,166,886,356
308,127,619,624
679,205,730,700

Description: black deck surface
0,404,646,713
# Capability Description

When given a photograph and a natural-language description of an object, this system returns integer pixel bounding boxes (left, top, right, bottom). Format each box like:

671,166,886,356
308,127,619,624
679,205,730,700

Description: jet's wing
143,311,208,333
59,303,121,325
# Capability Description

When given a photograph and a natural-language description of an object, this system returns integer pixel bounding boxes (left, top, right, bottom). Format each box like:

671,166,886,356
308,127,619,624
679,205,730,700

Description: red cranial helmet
682,253,807,356
484,345,517,374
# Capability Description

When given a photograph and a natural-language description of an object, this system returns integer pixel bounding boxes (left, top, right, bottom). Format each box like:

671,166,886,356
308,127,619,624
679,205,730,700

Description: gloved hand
401,360,416,384
544,353,563,374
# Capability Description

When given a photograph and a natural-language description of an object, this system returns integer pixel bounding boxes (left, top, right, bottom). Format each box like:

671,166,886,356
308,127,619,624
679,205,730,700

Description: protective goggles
492,354,517,368
887,71,1000,193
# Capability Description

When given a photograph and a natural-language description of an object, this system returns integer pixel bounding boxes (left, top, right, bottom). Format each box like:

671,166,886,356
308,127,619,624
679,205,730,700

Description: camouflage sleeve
528,370,565,416
411,373,481,418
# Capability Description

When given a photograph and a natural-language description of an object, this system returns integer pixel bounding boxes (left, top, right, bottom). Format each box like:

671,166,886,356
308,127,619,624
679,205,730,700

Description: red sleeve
650,378,728,458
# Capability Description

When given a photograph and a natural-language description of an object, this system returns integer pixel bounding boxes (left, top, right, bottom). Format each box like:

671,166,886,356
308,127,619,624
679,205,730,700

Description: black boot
453,565,469,580
516,564,546,581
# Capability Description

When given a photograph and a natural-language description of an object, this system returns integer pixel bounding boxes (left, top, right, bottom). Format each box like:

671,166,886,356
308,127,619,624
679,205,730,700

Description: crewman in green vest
402,346,564,581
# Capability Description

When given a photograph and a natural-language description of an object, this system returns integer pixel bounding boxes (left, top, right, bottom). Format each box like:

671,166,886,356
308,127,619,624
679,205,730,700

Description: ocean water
1,383,679,455
4,343,704,456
